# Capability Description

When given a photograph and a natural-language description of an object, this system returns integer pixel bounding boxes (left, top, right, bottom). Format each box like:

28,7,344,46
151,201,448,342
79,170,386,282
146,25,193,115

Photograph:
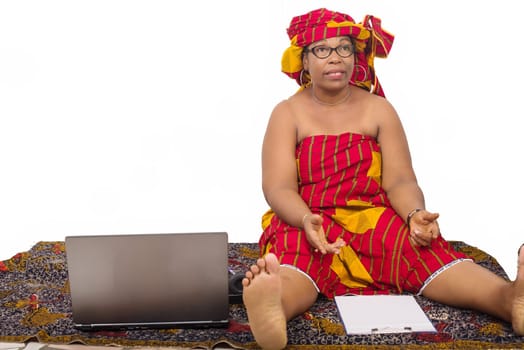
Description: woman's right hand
303,214,345,254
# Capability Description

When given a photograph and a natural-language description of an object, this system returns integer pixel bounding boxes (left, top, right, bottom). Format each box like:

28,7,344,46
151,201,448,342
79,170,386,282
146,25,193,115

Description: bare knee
279,266,319,320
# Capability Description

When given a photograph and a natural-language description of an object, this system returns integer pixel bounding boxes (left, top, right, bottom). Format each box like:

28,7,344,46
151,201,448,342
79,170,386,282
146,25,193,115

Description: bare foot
512,245,524,335
242,253,287,350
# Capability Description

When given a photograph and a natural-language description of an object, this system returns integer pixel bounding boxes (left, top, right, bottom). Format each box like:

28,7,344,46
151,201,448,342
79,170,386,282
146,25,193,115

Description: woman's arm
376,98,440,246
261,100,343,254
262,101,309,227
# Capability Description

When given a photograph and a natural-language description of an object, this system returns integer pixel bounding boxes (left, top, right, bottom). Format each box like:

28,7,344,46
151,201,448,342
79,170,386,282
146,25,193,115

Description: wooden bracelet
406,208,423,228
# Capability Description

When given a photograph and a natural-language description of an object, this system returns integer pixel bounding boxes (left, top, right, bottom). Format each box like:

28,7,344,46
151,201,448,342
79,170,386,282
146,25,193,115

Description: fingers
409,210,441,247
303,214,346,255
409,235,421,247
412,210,439,225
425,212,440,220
310,229,329,254
410,229,431,247
314,239,345,255
410,224,440,247
325,237,346,254
307,234,328,254
314,243,327,255
433,221,441,238
303,214,327,254
313,237,344,254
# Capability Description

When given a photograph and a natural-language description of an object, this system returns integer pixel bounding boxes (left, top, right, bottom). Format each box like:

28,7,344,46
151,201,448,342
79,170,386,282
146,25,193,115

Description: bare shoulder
349,87,401,137
369,94,403,133
355,90,409,150
263,95,301,146
266,92,306,130
354,87,397,116
270,98,294,119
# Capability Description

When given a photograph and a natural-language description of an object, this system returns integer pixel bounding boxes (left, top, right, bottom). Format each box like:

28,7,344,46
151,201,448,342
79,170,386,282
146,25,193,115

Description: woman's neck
311,87,351,106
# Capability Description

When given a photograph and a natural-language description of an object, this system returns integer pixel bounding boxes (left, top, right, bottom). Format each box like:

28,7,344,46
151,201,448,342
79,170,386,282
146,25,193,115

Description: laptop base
74,319,230,332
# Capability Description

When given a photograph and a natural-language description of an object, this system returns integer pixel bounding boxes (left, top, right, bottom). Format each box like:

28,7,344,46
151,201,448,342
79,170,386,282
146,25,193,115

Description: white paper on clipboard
334,295,437,334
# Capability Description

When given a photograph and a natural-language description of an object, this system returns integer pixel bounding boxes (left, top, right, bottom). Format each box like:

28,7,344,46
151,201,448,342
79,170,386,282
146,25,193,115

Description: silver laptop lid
65,232,229,330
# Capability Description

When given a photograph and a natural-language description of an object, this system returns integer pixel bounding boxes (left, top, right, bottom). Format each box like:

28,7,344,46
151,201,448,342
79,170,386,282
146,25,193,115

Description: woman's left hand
409,210,440,247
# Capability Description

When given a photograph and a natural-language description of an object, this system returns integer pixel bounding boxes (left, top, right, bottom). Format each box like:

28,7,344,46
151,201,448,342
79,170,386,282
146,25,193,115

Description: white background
1,1,522,280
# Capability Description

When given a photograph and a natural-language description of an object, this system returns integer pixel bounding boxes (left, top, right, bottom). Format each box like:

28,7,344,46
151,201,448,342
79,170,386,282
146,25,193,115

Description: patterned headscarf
281,8,394,97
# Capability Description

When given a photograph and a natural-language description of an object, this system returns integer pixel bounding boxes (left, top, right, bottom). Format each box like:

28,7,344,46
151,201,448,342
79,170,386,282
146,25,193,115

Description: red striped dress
259,132,469,298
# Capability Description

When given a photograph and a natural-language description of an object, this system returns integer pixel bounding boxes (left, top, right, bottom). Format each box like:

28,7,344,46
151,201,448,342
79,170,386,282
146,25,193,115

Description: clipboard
334,295,437,334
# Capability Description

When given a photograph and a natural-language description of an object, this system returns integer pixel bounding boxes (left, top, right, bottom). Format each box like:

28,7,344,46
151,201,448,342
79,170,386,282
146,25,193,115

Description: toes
256,257,268,271
264,253,280,275
241,277,250,288
244,253,280,285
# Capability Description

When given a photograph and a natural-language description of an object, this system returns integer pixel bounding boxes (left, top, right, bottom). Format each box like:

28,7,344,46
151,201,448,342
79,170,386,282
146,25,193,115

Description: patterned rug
1,241,524,349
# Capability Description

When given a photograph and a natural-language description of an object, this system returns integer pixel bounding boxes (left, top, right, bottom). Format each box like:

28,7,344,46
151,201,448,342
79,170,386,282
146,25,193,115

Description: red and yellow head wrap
281,8,394,97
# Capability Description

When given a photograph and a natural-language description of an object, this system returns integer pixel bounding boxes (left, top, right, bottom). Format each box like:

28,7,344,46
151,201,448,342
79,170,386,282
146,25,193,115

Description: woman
242,8,524,350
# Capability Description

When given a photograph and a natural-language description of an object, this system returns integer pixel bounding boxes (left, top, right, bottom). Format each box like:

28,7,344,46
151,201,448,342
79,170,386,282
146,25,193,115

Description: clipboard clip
371,326,412,333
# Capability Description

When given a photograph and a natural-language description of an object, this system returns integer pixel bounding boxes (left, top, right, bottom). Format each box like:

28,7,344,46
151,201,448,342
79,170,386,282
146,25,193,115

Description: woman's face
303,36,354,89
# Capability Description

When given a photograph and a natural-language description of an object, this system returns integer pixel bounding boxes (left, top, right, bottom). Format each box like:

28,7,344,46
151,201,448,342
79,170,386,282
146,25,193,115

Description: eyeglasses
304,44,354,59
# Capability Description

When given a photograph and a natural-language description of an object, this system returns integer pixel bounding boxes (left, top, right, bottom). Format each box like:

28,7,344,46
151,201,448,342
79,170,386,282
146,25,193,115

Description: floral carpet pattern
1,241,524,349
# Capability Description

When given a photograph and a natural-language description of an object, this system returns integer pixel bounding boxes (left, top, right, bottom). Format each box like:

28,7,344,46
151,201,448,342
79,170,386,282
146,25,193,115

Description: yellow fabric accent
363,24,389,94
309,315,346,336
261,209,275,230
332,200,386,234
331,245,373,288
263,243,273,256
367,151,382,185
281,36,304,75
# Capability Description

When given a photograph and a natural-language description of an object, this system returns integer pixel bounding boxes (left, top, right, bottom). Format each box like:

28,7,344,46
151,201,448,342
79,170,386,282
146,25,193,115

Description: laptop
65,232,230,330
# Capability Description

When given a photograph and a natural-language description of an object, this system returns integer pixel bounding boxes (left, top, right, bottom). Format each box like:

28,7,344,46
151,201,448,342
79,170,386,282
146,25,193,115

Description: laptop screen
65,232,229,330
